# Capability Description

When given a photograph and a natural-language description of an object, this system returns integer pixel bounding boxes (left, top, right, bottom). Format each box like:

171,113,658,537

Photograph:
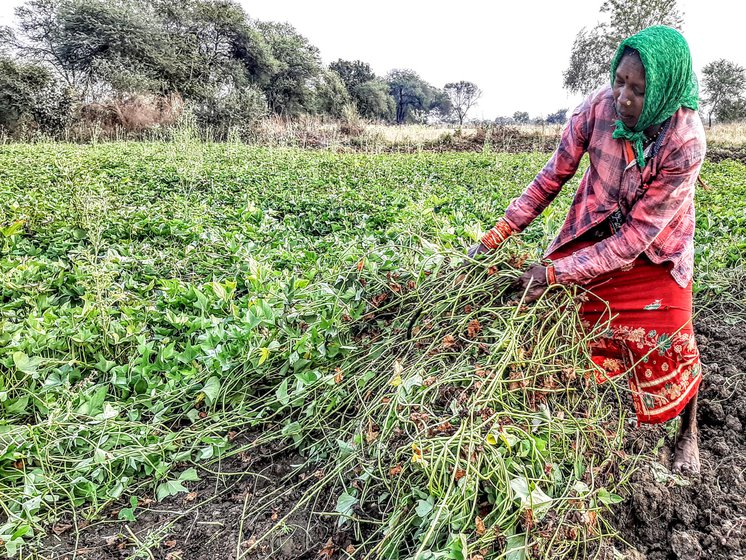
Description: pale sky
1,0,744,119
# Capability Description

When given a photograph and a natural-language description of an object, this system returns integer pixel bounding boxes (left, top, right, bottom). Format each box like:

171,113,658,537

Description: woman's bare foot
673,432,700,474
672,392,700,475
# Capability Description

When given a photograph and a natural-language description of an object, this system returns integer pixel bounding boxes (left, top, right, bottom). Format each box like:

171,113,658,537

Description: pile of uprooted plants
226,239,635,560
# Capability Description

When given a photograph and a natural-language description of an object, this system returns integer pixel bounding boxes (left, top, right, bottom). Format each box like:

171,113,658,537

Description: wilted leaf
318,538,336,560
335,491,358,524
415,498,434,518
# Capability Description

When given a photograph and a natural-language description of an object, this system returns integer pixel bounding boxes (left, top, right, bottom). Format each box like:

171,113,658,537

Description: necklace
644,124,664,145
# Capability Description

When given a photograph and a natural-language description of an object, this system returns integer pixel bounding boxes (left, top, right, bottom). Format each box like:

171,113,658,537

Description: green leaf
116,496,138,521
178,467,200,482
335,491,357,519
509,477,552,516
4,397,28,416
505,532,527,560
281,421,302,439
597,488,623,505
118,508,136,522
211,281,227,301
1,220,24,237
201,377,220,405
415,497,434,518
13,352,43,375
276,378,289,405
156,479,189,502
337,439,355,459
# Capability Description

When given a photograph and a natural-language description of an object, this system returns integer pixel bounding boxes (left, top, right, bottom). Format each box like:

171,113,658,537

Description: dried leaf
366,420,379,443
437,421,454,433
52,523,73,536
475,515,486,536
318,537,336,560
409,412,429,424
442,335,456,348
389,464,402,477
467,319,482,339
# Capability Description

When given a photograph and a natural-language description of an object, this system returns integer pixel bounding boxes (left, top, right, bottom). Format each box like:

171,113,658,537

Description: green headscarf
610,25,699,167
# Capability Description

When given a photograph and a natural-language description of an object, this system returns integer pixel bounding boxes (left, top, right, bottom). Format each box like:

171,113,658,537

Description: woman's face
613,53,646,129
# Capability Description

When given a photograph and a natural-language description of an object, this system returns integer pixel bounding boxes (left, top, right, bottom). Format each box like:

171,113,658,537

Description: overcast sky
1,0,744,119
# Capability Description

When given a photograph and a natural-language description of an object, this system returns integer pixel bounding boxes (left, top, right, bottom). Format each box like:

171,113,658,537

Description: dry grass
705,121,746,146
365,123,564,143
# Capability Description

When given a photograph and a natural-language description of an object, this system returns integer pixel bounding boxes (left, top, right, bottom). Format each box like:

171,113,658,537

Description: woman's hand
467,219,514,259
467,242,491,258
515,264,549,303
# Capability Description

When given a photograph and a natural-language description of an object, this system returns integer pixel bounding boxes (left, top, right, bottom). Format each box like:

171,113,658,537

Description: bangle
481,218,514,249
545,263,557,286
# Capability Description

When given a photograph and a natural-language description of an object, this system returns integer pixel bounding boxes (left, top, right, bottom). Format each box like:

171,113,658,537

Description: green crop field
1,140,745,559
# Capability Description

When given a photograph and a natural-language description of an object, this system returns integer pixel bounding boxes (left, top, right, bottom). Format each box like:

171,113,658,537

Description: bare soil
706,146,746,165
613,311,746,560
41,439,344,560
39,307,746,560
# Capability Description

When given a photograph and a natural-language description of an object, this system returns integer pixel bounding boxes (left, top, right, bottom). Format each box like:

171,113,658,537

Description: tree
428,89,453,123
387,69,443,124
350,79,394,121
0,56,71,134
329,59,376,91
11,0,160,99
443,81,481,125
563,0,684,95
329,59,393,120
512,111,529,124
257,21,322,116
701,59,746,127
545,108,569,125
9,0,277,104
715,98,746,123
313,69,351,118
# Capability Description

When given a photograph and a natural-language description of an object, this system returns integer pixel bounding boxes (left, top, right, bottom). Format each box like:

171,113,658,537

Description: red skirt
549,240,702,424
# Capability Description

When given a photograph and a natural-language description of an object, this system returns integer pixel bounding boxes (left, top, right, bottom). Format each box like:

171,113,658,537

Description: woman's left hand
515,264,548,303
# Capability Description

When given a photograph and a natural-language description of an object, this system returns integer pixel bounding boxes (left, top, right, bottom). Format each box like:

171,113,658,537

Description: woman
470,26,706,474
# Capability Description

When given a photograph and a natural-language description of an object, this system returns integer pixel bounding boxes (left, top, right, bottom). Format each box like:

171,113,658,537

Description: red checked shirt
503,86,706,288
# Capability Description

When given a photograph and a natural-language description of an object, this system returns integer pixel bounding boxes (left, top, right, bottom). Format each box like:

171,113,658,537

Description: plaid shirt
504,86,706,288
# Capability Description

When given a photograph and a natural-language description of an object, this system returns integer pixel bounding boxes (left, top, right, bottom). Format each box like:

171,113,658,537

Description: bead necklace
644,124,664,145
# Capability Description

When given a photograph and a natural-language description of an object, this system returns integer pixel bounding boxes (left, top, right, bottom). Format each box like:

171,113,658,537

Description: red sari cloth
548,239,702,424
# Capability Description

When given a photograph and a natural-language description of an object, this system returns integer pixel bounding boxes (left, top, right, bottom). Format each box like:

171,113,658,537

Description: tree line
0,0,487,136
0,0,743,138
